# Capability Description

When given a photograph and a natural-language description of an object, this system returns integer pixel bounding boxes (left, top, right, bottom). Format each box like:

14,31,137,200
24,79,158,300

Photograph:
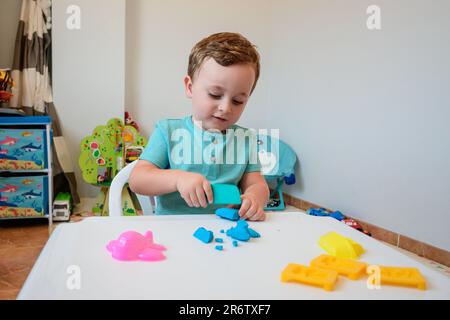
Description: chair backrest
108,160,154,217
257,134,297,179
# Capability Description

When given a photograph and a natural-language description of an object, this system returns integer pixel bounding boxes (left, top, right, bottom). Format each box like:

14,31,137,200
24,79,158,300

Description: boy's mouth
212,115,228,122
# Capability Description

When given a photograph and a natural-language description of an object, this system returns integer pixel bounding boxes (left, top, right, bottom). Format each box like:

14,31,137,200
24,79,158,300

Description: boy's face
184,58,256,132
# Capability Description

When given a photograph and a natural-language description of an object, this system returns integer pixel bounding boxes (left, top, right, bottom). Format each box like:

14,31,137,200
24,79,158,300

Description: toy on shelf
281,263,338,291
0,69,14,107
78,118,147,215
318,232,365,259
106,230,166,262
125,111,139,132
310,254,367,280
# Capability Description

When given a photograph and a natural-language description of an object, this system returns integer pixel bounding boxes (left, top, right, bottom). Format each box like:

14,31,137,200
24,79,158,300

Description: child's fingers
250,208,266,221
203,180,213,204
243,202,258,220
238,197,252,218
181,192,193,207
190,191,201,207
196,186,208,208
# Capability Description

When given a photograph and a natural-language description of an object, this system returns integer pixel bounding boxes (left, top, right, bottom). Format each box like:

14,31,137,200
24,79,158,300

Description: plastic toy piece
318,232,364,259
232,241,238,247
281,263,338,291
215,245,224,251
220,229,224,233
106,230,166,262
310,255,367,280
193,227,214,244
306,208,345,221
211,184,242,205
215,238,223,243
378,266,426,290
215,207,240,221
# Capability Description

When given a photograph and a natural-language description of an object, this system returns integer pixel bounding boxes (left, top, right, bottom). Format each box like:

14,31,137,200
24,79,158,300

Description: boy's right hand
175,171,213,208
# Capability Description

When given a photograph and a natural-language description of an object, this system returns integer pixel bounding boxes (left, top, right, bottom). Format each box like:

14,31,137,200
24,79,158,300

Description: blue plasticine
216,238,223,243
215,245,223,251
211,184,242,205
193,227,214,244
236,220,249,228
215,208,240,221
248,228,260,238
226,226,250,241
220,229,224,233
232,241,238,247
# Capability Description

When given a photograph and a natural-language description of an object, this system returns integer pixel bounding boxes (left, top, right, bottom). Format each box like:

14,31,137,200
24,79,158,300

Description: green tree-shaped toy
78,118,147,215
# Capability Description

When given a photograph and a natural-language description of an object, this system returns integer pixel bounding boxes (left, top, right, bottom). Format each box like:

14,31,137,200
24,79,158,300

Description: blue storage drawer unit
0,128,48,170
0,174,49,218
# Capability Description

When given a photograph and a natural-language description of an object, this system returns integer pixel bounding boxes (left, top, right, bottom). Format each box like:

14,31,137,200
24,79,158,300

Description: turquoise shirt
139,115,261,214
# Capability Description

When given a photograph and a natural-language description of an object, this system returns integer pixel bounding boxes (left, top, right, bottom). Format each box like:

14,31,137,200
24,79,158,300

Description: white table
18,212,450,299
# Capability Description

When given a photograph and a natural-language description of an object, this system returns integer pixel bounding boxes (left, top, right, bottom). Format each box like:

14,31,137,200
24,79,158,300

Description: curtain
10,0,80,205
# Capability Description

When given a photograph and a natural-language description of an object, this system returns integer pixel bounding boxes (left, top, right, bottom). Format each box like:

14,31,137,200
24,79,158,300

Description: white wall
53,0,125,197
126,0,450,250
267,0,450,250
0,0,21,68
125,0,272,139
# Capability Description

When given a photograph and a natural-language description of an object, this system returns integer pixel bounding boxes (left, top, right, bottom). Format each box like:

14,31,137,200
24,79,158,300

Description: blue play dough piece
232,241,238,247
215,245,223,251
193,227,213,244
211,184,242,205
226,227,250,241
215,208,240,221
226,219,261,242
248,228,260,238
220,229,224,233
215,238,223,243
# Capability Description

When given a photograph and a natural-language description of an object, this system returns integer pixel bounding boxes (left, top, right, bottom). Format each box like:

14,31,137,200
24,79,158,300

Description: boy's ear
184,75,193,98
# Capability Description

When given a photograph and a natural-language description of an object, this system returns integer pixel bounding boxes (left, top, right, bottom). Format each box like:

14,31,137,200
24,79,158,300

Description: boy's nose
218,101,232,113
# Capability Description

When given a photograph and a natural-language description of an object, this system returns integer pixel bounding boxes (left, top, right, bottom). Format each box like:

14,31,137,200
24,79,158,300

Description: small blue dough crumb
232,241,238,247
215,245,224,251
216,238,223,243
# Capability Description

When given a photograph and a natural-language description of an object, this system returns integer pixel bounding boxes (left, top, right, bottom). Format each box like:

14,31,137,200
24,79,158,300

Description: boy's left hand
238,193,266,221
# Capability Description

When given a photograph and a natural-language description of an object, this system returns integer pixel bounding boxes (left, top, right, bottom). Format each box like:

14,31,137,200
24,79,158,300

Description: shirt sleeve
139,122,170,169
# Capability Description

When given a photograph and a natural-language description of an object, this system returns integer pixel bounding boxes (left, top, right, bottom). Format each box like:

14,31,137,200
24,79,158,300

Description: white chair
108,160,155,217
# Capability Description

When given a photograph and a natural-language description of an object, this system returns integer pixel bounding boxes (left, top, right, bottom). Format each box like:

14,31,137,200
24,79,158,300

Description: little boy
129,32,269,221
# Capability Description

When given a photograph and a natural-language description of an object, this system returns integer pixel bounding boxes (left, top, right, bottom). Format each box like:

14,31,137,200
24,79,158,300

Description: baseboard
283,193,450,267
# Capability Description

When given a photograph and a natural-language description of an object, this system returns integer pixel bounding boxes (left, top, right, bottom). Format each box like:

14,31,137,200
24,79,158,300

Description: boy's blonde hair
188,32,260,94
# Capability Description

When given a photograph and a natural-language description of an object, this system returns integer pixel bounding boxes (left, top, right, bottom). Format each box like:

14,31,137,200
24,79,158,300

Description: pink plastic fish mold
106,230,167,261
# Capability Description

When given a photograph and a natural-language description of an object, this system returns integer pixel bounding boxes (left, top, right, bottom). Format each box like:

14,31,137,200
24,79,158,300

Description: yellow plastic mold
310,254,368,280
318,232,364,259
281,263,338,291
379,266,426,290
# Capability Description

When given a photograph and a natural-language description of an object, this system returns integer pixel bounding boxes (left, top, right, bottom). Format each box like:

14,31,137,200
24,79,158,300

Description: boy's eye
233,100,244,105
209,93,222,99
